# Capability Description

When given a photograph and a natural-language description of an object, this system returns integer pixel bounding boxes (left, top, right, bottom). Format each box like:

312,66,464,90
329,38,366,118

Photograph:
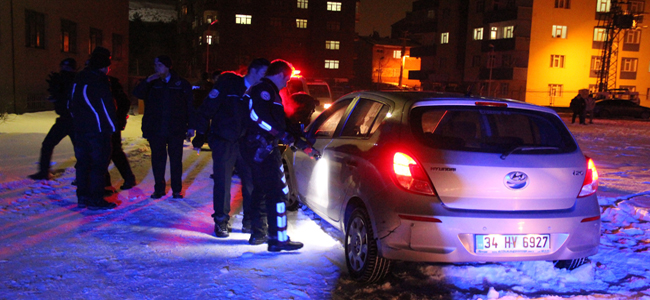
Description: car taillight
392,152,436,195
578,156,598,198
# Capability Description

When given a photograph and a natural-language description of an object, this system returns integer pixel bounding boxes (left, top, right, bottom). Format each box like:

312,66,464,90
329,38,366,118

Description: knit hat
88,47,111,69
60,58,77,70
155,55,172,69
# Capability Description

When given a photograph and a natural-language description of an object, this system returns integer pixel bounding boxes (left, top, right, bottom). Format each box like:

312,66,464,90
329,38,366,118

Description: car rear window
410,106,577,154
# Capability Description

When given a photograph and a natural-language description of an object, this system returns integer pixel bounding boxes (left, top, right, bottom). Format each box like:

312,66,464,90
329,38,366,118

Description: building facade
0,0,129,113
395,0,649,107
177,0,358,85
354,35,421,90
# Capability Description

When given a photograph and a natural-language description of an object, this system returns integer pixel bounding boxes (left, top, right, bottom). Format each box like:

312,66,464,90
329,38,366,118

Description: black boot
87,199,117,211
28,172,51,180
248,233,268,245
214,222,230,238
268,237,303,252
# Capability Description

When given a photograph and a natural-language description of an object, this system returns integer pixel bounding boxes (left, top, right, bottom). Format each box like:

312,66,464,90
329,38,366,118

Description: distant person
192,58,270,240
28,58,77,180
570,91,587,125
132,55,196,199
105,75,137,193
69,47,117,210
585,93,596,124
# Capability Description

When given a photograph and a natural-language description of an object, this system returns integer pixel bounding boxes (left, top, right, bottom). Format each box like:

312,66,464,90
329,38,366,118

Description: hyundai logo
504,171,529,190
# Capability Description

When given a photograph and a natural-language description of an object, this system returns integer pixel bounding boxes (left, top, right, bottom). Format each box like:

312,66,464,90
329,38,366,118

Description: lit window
590,56,602,77
61,19,77,53
296,19,308,28
622,57,638,72
26,10,45,49
206,35,213,45
552,25,567,38
593,27,607,41
325,59,339,69
550,54,565,68
182,5,188,15
297,0,308,9
325,40,340,50
490,27,498,39
549,84,563,97
393,50,402,58
474,28,483,40
555,0,570,8
441,32,449,44
327,2,342,11
235,14,252,25
596,0,610,12
504,26,514,38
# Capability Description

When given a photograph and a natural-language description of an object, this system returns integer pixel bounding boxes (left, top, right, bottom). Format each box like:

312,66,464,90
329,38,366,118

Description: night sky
355,0,415,37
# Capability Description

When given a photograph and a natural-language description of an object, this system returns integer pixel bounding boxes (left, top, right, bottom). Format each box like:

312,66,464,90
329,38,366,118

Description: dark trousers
38,117,75,174
246,145,289,241
148,134,184,194
572,110,585,124
74,131,112,204
105,130,136,186
209,138,253,225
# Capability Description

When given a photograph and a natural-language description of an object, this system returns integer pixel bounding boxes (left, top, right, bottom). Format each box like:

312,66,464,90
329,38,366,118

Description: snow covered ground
1,111,650,300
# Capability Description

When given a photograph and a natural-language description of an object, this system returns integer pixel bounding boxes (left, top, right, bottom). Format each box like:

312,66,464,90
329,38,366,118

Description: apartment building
395,0,649,107
0,0,129,113
177,0,358,84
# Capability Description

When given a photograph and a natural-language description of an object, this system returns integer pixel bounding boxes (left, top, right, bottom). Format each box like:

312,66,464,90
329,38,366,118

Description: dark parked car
594,99,650,119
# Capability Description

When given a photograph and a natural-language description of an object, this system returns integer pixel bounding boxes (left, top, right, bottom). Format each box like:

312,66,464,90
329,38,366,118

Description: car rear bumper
379,213,600,262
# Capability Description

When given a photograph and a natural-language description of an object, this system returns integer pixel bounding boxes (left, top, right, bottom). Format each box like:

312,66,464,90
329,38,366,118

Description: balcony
482,36,529,52
479,67,527,81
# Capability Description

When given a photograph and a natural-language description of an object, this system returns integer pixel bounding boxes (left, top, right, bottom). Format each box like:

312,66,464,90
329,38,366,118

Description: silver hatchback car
282,91,600,282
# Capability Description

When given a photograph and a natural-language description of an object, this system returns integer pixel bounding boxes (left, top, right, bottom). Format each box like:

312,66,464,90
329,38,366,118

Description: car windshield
307,84,331,99
410,106,577,154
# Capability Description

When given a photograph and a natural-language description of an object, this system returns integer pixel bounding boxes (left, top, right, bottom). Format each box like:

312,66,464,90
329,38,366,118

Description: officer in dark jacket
69,47,117,210
192,58,269,239
132,55,195,199
28,58,77,180
243,59,319,252
105,76,137,192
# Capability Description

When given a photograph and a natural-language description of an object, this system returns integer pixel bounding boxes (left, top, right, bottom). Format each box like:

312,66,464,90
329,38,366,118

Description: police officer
243,59,319,252
29,58,77,180
193,58,270,239
132,55,196,199
69,47,117,210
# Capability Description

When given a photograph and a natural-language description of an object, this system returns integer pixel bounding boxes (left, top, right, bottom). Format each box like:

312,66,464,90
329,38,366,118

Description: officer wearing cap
243,59,319,252
132,55,196,199
69,46,118,210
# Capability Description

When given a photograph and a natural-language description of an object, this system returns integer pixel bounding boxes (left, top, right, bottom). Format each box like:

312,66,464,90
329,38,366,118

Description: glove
192,133,206,149
279,132,295,146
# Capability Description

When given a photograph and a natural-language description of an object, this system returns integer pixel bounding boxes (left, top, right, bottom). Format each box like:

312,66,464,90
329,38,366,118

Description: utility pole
398,31,409,88
487,44,494,97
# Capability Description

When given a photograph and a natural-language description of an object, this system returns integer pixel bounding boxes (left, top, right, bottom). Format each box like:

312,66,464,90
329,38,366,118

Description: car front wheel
345,207,391,282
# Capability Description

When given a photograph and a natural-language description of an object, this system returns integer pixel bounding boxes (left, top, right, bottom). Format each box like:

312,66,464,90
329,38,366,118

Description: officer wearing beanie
132,55,196,199
68,46,118,210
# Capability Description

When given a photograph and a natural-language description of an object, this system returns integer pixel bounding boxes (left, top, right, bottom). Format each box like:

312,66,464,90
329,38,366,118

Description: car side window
312,99,352,138
340,99,387,137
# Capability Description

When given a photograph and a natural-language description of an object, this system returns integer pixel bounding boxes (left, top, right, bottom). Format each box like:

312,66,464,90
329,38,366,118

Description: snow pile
1,112,650,299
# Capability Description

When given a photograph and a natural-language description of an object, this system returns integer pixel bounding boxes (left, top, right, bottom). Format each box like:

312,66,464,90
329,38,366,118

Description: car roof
345,91,558,115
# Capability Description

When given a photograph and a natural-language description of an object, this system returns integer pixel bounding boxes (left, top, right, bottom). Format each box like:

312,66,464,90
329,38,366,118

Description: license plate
475,234,551,254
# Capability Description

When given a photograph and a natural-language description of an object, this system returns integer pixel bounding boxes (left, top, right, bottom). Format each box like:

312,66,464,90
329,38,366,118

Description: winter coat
69,68,117,134
109,76,131,131
132,71,195,139
47,70,76,119
195,72,249,142
585,96,596,112
245,78,287,143
570,95,586,113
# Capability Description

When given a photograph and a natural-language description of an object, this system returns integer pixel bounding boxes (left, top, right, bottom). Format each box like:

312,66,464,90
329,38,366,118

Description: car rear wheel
282,160,299,211
345,207,391,282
